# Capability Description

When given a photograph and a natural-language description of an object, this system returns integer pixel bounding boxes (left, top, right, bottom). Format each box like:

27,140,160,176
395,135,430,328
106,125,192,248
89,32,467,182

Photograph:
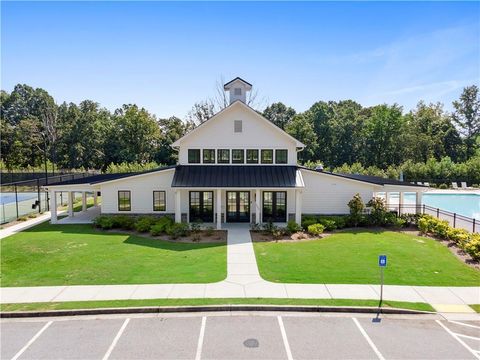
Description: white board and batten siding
100,170,175,214
300,169,379,215
176,102,299,165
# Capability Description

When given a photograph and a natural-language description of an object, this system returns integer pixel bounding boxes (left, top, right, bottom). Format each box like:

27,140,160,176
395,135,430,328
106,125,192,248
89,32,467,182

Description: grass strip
0,298,435,312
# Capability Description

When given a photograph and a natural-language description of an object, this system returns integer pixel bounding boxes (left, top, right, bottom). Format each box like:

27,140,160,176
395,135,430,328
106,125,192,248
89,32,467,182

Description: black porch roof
171,165,299,188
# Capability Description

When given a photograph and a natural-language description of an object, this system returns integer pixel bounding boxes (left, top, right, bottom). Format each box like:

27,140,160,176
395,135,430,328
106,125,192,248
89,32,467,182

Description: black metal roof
46,166,176,186
299,167,426,187
223,77,252,88
172,165,298,188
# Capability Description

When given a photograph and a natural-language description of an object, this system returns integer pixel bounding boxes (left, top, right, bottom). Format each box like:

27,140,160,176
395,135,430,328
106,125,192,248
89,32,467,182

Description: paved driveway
2,312,479,360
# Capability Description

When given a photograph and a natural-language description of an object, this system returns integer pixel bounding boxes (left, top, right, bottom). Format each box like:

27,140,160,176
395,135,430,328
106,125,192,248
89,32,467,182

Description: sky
1,1,479,119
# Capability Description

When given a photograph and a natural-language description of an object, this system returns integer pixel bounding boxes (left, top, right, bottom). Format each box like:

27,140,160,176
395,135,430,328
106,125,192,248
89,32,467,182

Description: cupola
223,77,252,104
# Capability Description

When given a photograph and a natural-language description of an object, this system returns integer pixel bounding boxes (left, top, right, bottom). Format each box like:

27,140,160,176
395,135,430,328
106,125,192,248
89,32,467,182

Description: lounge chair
461,182,469,189
452,182,459,189
424,182,430,187
417,182,423,185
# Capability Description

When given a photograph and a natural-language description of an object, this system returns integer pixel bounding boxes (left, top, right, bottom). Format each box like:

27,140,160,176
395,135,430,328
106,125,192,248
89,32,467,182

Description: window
153,191,166,211
234,88,242,95
246,149,259,164
275,149,288,164
188,149,200,163
118,191,131,211
234,120,242,133
203,149,215,163
232,149,244,163
217,149,230,163
261,149,273,164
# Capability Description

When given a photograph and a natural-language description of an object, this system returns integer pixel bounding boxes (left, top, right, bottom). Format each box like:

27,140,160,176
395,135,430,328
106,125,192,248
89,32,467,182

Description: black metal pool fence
388,203,478,233
0,173,92,224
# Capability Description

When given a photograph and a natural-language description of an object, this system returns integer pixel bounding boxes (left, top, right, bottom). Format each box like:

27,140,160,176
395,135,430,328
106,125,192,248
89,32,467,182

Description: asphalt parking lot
1,313,479,360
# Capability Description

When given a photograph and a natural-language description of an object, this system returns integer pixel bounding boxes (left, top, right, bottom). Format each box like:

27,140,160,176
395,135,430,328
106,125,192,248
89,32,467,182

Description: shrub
418,216,431,234
190,220,203,233
388,215,406,228
307,223,325,236
28,214,37,219
464,234,480,260
317,218,337,231
18,216,28,221
439,183,448,189
134,216,157,232
112,215,135,230
301,217,318,230
250,222,261,231
94,215,114,229
446,228,470,246
400,213,420,226
286,220,301,234
166,222,190,239
348,193,365,227
150,223,164,236
262,221,277,234
367,197,388,226
205,226,215,237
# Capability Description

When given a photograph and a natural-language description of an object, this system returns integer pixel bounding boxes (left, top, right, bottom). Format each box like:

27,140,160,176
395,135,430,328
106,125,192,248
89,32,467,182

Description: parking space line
453,333,480,341
277,316,293,360
450,321,480,330
195,316,206,360
102,318,130,360
436,320,480,360
352,318,385,360
11,321,52,360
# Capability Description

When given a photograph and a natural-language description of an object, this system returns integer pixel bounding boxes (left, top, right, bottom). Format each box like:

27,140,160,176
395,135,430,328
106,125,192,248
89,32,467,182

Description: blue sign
379,255,387,267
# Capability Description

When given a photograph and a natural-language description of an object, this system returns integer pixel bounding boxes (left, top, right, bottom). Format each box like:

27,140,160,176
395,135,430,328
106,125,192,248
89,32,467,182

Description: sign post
378,255,387,306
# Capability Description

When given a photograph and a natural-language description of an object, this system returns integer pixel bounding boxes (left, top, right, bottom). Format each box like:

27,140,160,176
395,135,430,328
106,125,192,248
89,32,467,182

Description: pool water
388,193,480,220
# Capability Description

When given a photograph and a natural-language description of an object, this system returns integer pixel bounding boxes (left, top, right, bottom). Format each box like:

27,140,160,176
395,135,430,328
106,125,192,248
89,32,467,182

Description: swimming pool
386,192,480,220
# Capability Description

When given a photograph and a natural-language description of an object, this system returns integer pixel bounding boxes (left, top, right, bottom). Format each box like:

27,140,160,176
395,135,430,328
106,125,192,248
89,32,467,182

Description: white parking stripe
352,318,385,360
454,333,480,341
102,318,130,360
450,321,480,330
436,320,480,360
277,316,293,360
195,316,206,360
11,321,52,360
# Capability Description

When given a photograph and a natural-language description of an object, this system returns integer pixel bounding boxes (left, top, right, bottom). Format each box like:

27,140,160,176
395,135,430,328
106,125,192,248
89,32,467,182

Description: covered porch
374,185,428,215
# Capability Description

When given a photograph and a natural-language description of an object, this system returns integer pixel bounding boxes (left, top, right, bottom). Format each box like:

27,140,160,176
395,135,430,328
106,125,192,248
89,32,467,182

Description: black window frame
232,149,244,164
261,149,274,164
275,149,288,164
203,149,215,164
217,149,230,164
246,149,259,164
188,149,201,164
118,190,131,211
153,191,166,212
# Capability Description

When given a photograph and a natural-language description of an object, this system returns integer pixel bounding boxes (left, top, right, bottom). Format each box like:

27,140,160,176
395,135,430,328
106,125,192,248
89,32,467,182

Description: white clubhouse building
45,77,426,228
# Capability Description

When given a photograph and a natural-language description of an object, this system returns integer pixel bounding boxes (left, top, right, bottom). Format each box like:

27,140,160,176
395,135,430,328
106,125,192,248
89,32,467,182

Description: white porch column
295,189,302,225
175,190,181,223
399,192,404,215
68,191,74,217
416,191,423,214
93,191,98,207
255,189,261,224
216,189,222,229
50,190,57,224
81,192,87,212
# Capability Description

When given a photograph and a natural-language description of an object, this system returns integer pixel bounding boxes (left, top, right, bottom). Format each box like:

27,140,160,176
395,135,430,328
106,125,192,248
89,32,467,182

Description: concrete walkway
0,211,57,240
1,224,479,315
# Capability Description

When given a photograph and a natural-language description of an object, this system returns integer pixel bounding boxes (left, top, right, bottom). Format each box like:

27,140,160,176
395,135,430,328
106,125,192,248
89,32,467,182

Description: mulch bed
250,230,332,243
98,228,227,244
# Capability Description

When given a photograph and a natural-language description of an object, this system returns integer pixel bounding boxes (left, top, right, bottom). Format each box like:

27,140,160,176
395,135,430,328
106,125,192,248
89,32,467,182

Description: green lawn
1,223,226,286
253,230,480,286
0,298,435,312
470,304,480,313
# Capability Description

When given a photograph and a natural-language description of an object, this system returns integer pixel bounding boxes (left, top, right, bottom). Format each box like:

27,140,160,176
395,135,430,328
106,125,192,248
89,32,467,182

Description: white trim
172,101,305,148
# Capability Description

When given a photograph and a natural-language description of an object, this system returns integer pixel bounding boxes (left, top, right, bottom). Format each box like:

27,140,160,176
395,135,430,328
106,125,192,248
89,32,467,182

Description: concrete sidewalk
1,224,479,315
0,212,56,240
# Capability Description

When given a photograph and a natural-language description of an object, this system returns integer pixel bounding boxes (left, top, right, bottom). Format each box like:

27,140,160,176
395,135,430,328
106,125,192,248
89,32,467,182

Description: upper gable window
275,149,288,164
261,149,273,164
234,88,242,96
234,120,242,133
232,149,244,164
188,149,201,164
246,149,259,164
203,149,215,163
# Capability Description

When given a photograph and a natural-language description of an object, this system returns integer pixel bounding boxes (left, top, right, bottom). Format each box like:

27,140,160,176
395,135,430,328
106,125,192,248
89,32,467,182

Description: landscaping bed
1,222,227,286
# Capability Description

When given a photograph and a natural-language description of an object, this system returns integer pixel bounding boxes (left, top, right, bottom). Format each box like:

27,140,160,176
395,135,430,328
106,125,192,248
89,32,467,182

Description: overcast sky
2,1,479,119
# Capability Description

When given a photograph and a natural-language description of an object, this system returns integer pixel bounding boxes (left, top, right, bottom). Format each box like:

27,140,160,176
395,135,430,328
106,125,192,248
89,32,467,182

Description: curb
0,304,435,318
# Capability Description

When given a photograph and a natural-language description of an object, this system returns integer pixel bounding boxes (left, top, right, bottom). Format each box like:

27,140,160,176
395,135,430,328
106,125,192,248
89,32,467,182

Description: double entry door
226,191,250,222
189,191,213,222
262,191,287,223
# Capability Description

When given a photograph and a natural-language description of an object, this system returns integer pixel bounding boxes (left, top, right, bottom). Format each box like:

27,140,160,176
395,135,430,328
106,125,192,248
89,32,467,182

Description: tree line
1,83,479,184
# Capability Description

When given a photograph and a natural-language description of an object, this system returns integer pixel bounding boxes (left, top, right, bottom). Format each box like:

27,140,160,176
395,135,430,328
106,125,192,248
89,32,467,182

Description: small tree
367,197,388,226
348,193,365,227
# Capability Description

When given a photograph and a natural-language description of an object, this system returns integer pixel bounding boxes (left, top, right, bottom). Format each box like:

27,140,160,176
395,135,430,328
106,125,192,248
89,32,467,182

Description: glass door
189,191,214,222
262,191,287,222
226,191,250,222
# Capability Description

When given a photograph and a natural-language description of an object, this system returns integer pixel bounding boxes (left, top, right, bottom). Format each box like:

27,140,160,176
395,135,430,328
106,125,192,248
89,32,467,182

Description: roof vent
315,164,324,172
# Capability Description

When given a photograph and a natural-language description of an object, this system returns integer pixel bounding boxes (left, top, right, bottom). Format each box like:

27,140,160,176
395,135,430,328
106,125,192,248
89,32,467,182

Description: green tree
156,116,195,164
452,85,480,159
285,114,318,163
262,102,296,129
